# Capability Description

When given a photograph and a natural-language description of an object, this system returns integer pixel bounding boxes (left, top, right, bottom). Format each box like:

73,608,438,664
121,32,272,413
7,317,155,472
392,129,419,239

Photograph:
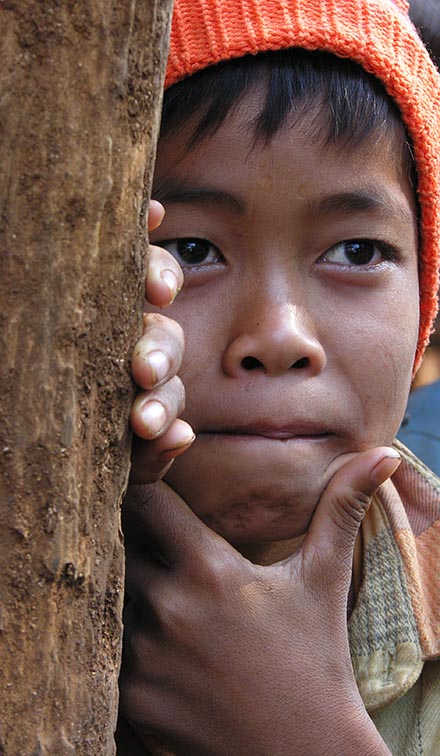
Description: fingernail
158,434,196,462
141,400,167,436
150,199,165,216
146,350,170,385
161,269,179,303
149,200,165,228
371,451,401,487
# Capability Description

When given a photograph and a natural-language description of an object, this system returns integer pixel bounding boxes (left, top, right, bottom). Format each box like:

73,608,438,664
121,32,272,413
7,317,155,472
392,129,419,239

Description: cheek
167,295,227,401
330,284,419,442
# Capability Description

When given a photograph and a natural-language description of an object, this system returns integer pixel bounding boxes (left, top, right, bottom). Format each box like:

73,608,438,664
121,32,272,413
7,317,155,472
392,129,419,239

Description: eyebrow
307,190,414,225
153,178,245,215
153,179,414,226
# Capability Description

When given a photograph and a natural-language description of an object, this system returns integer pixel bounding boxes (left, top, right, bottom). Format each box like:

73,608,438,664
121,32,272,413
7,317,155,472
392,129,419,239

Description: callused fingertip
370,449,401,488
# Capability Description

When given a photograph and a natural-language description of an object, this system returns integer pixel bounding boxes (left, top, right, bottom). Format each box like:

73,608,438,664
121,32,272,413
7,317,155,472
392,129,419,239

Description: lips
198,422,335,440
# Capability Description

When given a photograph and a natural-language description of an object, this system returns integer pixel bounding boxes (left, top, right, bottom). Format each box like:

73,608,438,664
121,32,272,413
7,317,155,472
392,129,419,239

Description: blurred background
395,1,440,474
410,0,440,389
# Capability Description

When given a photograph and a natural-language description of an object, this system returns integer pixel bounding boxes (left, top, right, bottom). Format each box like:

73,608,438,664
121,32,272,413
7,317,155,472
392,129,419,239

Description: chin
208,491,318,543
165,464,320,544
203,510,313,544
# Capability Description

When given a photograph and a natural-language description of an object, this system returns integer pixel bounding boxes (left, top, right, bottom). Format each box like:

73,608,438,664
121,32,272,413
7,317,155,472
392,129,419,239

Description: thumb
302,446,401,577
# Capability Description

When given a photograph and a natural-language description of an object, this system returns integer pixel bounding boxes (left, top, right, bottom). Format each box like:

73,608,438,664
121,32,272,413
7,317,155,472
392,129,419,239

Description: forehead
154,87,417,228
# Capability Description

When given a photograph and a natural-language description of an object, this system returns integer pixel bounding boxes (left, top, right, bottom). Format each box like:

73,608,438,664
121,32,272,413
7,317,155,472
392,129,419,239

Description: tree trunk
0,2,173,754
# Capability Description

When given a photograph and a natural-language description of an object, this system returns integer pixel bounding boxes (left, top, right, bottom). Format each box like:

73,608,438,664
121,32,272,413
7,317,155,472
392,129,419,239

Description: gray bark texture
0,2,173,754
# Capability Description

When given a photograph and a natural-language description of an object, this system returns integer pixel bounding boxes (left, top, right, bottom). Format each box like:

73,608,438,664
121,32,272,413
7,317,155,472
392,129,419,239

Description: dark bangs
160,49,415,181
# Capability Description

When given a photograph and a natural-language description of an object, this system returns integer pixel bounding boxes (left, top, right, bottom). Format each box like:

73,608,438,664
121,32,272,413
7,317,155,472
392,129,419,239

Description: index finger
123,481,227,566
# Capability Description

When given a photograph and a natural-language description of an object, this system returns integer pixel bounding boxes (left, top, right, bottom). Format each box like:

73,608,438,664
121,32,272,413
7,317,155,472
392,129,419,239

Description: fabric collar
349,441,440,710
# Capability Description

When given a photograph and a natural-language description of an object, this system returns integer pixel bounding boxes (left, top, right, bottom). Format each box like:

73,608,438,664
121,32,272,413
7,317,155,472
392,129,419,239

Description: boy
117,1,440,754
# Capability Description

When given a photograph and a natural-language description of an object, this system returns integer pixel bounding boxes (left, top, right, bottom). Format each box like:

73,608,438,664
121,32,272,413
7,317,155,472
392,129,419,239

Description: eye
320,239,395,266
158,238,223,267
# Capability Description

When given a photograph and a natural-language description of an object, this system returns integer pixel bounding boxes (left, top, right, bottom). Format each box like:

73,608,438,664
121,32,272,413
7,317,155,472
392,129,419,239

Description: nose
222,303,326,378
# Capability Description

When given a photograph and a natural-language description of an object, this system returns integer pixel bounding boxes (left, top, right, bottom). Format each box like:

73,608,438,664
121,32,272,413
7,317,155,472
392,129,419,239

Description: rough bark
0,2,173,754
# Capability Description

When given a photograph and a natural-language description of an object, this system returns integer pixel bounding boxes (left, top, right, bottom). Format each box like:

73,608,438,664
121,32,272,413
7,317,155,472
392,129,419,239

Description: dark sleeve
115,715,151,756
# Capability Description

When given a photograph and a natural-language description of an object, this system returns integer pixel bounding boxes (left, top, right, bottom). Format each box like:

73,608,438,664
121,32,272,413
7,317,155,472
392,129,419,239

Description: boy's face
149,87,419,546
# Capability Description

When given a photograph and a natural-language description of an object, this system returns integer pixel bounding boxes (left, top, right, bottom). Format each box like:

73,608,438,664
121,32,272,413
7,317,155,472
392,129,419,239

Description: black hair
160,49,415,181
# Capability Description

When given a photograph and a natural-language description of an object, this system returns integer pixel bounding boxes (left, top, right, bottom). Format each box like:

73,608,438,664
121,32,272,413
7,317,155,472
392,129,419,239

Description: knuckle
142,311,168,330
332,488,371,533
172,319,185,346
169,375,185,411
192,550,235,596
152,375,185,415
156,593,191,635
205,554,229,584
148,377,183,408
143,313,185,349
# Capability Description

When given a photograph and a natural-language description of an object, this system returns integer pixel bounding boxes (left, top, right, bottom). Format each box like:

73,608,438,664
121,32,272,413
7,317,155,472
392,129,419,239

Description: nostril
241,356,265,371
292,357,309,369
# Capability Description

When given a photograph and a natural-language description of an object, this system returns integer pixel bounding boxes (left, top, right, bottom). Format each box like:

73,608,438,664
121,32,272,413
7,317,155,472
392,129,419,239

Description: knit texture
165,0,440,372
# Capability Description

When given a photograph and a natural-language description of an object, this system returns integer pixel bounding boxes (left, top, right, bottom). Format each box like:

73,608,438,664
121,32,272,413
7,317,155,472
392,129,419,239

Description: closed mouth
199,424,334,441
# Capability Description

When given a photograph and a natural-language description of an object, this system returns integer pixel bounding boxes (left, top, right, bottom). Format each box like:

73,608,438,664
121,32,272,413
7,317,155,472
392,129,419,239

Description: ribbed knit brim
165,0,440,373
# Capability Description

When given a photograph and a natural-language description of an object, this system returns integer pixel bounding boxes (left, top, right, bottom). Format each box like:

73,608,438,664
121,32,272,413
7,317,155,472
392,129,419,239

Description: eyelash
157,237,401,270
318,238,401,267
156,238,224,267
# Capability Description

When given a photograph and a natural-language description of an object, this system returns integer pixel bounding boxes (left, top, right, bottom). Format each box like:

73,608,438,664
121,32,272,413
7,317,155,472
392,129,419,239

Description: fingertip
148,200,165,231
160,269,181,306
370,448,401,488
128,420,195,484
146,251,184,308
133,348,171,389
141,400,167,437
157,423,196,463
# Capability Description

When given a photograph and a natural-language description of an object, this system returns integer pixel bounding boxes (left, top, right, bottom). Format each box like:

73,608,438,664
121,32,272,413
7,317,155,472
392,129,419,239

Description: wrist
277,699,391,756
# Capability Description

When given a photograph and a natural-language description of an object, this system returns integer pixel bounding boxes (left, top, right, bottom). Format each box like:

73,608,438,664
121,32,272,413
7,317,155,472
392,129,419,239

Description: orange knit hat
165,0,440,372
